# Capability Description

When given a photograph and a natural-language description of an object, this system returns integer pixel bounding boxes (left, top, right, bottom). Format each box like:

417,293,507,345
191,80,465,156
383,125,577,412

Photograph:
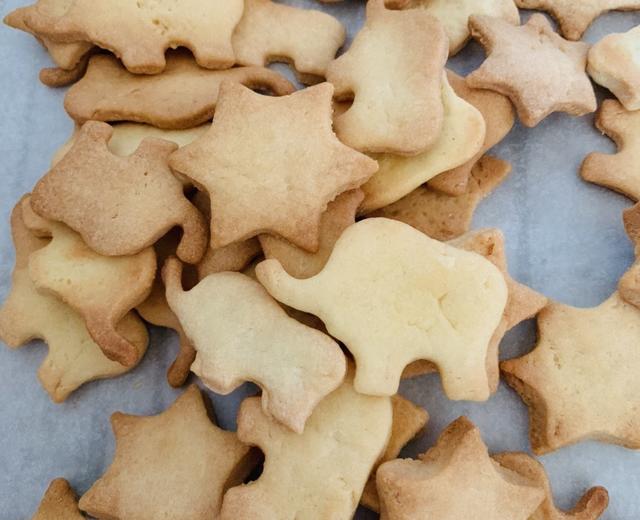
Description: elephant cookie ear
31,121,208,264
32,478,85,520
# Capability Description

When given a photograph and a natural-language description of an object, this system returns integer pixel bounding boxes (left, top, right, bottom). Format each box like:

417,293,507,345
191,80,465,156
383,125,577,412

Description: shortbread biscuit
169,82,377,251
581,99,640,200
373,156,510,241
428,71,515,196
259,190,364,279
467,14,596,127
0,198,147,402
79,386,258,520
327,0,447,155
360,73,485,213
26,0,244,74
220,375,393,520
501,291,640,453
32,478,84,520
361,395,429,512
65,53,295,128
494,453,609,520
23,198,156,367
588,26,640,111
256,218,507,400
39,51,91,87
232,0,345,84
406,0,520,55
164,257,346,433
377,417,545,520
32,122,207,263
515,0,640,40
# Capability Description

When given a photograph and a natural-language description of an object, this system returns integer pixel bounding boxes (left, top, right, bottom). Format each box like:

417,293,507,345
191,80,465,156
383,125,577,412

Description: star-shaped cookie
32,478,84,520
581,99,640,200
376,417,545,520
502,290,640,453
516,0,640,40
169,82,377,251
79,386,258,520
467,14,596,127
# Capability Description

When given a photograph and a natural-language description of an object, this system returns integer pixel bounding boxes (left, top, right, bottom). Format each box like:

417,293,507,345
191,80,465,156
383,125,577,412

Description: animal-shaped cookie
79,386,258,520
169,82,378,251
259,189,364,279
32,478,84,520
25,0,244,74
257,218,508,400
232,0,345,83
360,73,486,212
428,71,515,196
588,26,640,111
65,53,295,129
467,14,596,127
0,198,148,402
581,99,640,201
164,257,346,433
32,121,207,263
515,0,640,40
22,197,156,367
220,375,393,520
326,0,448,155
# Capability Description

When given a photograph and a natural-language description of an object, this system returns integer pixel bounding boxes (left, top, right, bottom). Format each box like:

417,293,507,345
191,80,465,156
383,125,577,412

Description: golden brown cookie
32,478,84,520
0,198,148,402
32,121,207,263
164,257,346,433
326,0,447,155
377,417,545,520
428,71,515,196
581,99,640,200
169,82,377,251
25,0,244,74
232,0,345,84
467,14,596,127
79,386,258,520
64,53,295,128
259,189,364,279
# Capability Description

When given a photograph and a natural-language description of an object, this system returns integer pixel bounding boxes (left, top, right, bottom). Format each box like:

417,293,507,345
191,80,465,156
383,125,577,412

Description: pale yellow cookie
220,375,393,520
256,218,507,400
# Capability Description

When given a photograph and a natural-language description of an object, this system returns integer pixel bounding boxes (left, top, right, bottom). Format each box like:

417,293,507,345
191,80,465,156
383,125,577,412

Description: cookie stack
3,0,639,518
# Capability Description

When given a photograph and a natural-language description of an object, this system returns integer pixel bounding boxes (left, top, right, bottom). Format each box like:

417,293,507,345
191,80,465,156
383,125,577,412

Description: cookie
32,121,207,263
169,82,377,251
220,374,393,520
501,290,640,453
163,256,346,433
581,99,640,200
620,204,640,307
256,218,507,400
79,385,258,520
32,478,84,520
39,51,91,87
259,189,364,279
326,0,447,155
360,73,485,212
377,417,545,520
361,395,429,512
428,71,515,196
232,0,345,84
0,198,147,402
494,453,609,520
372,155,511,241
405,0,520,55
65,53,295,129
25,0,244,74
588,26,640,111
467,14,596,127
515,0,640,40
22,197,156,367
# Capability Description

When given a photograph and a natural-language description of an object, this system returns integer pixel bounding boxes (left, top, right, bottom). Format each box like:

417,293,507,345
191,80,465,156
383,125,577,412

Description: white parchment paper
0,1,639,518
